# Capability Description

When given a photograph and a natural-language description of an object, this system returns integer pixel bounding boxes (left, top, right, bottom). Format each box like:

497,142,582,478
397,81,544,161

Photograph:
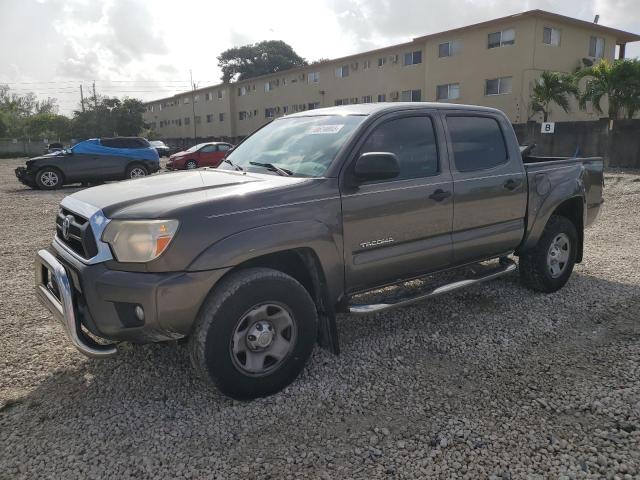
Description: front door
443,113,527,264
341,112,453,293
199,144,220,167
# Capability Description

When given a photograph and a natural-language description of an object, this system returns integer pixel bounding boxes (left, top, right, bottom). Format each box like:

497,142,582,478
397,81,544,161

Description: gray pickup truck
35,103,604,399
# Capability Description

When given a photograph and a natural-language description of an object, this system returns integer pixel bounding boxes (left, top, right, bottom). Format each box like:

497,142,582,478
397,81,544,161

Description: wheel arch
188,221,344,353
551,197,584,263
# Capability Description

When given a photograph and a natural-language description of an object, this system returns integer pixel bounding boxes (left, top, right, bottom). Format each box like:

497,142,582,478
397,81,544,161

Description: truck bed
520,154,604,252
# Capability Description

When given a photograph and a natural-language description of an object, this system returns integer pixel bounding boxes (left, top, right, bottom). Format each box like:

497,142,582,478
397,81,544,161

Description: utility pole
92,81,98,109
80,84,85,112
190,69,197,140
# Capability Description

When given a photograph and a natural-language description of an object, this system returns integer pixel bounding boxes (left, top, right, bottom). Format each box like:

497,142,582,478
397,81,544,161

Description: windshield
219,115,365,177
185,143,208,153
150,141,165,147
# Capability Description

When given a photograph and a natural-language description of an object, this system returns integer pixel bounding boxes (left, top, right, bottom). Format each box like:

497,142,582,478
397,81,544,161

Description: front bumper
35,249,117,358
15,167,36,186
35,243,230,358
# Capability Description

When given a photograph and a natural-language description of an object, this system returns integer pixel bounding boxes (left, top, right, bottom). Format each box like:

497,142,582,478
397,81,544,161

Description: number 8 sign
541,122,555,134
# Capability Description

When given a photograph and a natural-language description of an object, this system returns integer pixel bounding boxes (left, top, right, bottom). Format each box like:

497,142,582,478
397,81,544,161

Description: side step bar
348,258,517,316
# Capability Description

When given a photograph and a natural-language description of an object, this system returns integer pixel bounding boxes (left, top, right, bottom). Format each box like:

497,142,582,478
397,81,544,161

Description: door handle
503,179,522,191
429,189,451,202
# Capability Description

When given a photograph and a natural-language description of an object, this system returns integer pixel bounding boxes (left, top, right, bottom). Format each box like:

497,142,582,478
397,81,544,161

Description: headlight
102,220,179,263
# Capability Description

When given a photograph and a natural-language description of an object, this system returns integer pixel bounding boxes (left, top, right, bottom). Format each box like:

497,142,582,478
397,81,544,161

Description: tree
71,96,146,138
217,40,307,83
576,59,640,119
21,113,72,139
530,71,578,122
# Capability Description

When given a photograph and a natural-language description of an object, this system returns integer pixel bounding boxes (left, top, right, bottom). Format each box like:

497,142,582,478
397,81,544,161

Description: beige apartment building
143,9,639,143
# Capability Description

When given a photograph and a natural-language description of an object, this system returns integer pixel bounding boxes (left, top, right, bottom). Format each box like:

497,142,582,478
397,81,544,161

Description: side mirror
353,152,400,182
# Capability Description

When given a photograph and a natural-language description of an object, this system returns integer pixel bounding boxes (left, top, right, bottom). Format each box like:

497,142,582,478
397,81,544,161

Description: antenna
593,14,600,24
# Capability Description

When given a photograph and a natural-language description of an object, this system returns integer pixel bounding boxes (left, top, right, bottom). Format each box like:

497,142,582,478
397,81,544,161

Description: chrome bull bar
35,249,117,358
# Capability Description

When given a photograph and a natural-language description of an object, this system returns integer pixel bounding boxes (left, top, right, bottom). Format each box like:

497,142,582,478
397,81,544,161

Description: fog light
134,305,145,322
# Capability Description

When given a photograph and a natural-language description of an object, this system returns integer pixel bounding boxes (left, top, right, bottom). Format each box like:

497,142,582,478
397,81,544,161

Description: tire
35,167,63,190
126,163,148,179
189,268,318,400
185,160,198,170
519,214,578,293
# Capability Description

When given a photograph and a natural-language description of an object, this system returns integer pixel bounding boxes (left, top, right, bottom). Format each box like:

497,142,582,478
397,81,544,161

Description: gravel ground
0,157,639,479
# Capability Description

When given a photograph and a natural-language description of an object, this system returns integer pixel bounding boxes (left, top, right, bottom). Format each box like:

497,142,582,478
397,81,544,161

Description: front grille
55,208,99,259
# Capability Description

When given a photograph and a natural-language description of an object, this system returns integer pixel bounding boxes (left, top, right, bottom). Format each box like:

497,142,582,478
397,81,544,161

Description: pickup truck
34,103,604,399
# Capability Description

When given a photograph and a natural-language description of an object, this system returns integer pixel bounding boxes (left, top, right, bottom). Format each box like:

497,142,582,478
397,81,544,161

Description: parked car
149,140,171,157
15,137,160,190
44,142,64,155
35,103,603,399
166,142,233,170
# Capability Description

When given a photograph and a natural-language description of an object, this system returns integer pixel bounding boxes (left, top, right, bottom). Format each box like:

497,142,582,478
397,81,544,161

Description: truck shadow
2,270,638,463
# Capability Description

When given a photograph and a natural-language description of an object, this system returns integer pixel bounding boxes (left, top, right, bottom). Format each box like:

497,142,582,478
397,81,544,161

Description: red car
166,142,233,170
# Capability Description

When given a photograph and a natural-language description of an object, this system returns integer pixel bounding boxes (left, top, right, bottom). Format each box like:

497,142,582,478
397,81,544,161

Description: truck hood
67,169,312,219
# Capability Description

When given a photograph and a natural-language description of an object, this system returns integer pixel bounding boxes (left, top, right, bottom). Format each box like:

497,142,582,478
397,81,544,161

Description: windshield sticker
307,124,344,134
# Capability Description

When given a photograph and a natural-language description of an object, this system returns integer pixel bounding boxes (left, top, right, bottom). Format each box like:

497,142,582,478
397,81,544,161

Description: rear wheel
189,268,317,400
185,160,198,169
35,167,63,190
126,164,148,179
519,214,578,293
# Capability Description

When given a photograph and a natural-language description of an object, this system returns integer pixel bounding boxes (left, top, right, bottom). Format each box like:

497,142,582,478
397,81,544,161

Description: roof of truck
285,102,503,117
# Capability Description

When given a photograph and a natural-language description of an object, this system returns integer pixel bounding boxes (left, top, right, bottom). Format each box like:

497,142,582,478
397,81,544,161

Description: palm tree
530,71,579,122
576,59,640,119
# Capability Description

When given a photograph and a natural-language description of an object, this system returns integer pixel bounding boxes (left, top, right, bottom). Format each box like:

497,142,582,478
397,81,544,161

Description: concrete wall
0,139,71,157
513,120,640,168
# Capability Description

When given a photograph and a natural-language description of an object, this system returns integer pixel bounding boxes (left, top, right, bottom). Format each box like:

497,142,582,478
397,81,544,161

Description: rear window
446,116,508,172
101,137,150,149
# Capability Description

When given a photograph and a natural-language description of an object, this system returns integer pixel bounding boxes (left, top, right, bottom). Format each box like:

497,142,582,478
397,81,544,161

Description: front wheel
126,164,148,179
35,167,63,190
519,214,578,293
189,268,318,400
185,160,198,170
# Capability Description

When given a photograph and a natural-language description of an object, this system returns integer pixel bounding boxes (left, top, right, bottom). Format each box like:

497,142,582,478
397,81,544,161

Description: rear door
443,112,527,264
341,111,453,292
214,144,232,167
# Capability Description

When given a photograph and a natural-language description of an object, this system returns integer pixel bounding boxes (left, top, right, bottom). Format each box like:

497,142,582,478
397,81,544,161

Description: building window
335,65,349,78
436,83,460,101
265,107,276,118
485,76,513,95
219,113,224,122
363,59,371,69
239,111,247,120
378,57,386,67
238,86,247,96
217,90,223,100
401,89,422,102
183,97,190,104
377,94,386,102
488,29,515,48
439,40,462,57
404,50,422,65
334,98,349,106
184,117,190,125
307,102,319,110
308,72,320,83
195,116,201,124
206,114,213,123
194,95,200,103
283,106,289,114
589,36,605,58
543,27,561,46
362,95,372,103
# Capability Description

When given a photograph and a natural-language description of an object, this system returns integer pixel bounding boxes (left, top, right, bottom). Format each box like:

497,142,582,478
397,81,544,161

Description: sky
1,0,639,115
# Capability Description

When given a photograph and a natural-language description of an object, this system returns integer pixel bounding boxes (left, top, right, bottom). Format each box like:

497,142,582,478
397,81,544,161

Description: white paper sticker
308,124,344,134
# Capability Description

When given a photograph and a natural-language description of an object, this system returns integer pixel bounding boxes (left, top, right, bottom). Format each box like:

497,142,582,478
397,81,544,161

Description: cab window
359,116,439,181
